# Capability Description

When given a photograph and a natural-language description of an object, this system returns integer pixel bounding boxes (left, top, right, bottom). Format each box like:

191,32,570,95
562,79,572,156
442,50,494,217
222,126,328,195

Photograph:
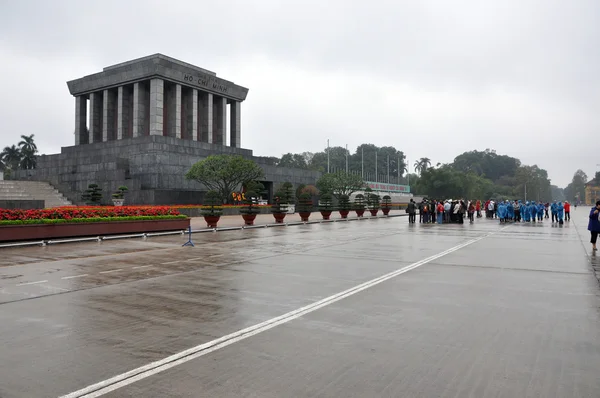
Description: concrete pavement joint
59,229,500,398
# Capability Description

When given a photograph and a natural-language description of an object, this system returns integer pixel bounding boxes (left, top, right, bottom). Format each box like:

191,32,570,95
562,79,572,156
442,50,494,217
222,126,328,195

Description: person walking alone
588,200,600,252
564,201,571,222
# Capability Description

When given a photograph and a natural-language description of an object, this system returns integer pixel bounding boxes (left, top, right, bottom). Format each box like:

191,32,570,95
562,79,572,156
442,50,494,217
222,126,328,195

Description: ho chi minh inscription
183,73,229,94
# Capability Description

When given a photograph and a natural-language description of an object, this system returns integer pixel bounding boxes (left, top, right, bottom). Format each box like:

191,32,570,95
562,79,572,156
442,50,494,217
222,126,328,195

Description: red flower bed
0,206,180,221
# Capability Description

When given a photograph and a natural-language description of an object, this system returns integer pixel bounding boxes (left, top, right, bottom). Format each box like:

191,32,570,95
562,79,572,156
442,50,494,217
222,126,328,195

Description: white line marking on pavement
59,231,498,398
185,257,206,262
61,274,89,280
16,280,48,286
99,269,123,274
160,260,180,265
132,265,153,269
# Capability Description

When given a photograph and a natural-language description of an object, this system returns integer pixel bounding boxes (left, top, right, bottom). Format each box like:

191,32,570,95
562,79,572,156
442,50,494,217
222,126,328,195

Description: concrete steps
0,181,72,208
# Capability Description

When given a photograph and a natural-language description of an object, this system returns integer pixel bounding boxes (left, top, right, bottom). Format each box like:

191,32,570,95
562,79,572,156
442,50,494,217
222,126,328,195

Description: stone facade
13,136,321,205
68,54,246,149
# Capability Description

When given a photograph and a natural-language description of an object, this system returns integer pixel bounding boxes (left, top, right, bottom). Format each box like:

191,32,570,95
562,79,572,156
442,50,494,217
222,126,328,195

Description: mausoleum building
14,54,320,204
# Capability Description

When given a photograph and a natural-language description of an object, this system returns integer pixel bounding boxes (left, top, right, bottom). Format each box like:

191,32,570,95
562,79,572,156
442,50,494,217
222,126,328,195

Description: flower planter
241,214,257,226
112,199,125,206
203,215,220,228
299,212,311,222
339,210,350,219
320,210,332,220
0,218,190,242
382,208,391,215
355,209,365,217
273,213,286,223
369,209,379,216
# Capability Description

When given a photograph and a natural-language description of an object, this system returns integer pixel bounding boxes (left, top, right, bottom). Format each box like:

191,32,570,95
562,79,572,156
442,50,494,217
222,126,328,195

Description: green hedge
0,215,188,226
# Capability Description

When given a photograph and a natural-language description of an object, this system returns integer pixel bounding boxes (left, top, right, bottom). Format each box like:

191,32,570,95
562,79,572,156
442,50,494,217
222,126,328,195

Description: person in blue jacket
497,201,506,222
506,201,514,221
537,202,544,221
550,201,558,223
557,202,564,224
523,201,530,222
588,200,600,252
530,201,538,223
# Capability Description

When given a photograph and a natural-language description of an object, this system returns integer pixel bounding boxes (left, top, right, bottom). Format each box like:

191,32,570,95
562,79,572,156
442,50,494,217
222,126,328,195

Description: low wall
0,200,45,209
0,218,190,242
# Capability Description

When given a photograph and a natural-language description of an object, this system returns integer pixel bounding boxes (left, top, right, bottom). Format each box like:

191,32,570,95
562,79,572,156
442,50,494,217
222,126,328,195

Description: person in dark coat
407,199,417,224
588,200,600,252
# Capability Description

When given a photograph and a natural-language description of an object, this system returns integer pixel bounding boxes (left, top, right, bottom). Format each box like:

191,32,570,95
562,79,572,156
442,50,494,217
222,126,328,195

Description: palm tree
414,160,423,175
18,134,38,170
419,157,431,172
1,145,22,170
18,134,37,153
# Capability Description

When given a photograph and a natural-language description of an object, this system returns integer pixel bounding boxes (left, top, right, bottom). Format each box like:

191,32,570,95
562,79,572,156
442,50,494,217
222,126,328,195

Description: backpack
423,205,428,213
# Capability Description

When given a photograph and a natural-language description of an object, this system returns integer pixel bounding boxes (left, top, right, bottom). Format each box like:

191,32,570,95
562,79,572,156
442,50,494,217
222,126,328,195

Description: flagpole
387,154,390,183
327,139,330,173
345,144,348,174
375,152,378,183
361,147,364,178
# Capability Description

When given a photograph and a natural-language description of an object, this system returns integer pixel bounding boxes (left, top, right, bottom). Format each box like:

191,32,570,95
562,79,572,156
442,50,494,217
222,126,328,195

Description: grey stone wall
0,200,45,209
13,136,321,206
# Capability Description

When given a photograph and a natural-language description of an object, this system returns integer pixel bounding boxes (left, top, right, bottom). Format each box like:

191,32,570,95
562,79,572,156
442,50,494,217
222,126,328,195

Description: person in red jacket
475,200,482,218
564,201,571,222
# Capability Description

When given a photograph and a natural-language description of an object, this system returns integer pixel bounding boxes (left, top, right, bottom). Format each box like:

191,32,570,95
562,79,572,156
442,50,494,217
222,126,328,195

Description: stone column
213,96,227,145
230,101,241,148
200,92,213,143
88,91,103,144
74,96,88,145
149,78,164,136
117,86,132,140
183,88,198,140
164,83,182,138
102,89,117,141
133,82,148,137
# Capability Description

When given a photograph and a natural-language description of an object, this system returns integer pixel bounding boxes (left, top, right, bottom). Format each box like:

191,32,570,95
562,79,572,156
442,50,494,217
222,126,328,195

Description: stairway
0,181,72,208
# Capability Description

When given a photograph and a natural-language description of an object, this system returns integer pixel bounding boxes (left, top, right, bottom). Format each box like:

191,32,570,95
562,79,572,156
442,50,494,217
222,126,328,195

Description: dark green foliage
201,191,223,216
318,193,333,211
382,195,392,208
297,193,313,213
353,194,365,211
366,189,380,209
338,195,351,211
277,182,294,204
271,190,287,214
82,184,102,204
112,185,129,199
239,190,261,215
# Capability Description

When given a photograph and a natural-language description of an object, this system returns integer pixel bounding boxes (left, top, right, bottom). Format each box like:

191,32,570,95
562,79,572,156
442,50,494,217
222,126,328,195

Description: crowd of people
405,198,573,225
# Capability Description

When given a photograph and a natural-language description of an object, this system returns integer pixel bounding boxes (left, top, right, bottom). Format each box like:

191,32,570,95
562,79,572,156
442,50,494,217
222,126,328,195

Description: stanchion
182,226,195,247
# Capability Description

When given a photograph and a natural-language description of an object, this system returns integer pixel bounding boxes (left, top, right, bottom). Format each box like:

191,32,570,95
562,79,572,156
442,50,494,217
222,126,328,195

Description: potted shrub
278,182,295,214
201,191,223,228
319,193,334,220
111,185,128,206
271,190,287,223
381,195,392,215
353,194,366,217
82,183,102,205
366,189,380,216
297,192,313,222
338,194,351,219
239,190,260,226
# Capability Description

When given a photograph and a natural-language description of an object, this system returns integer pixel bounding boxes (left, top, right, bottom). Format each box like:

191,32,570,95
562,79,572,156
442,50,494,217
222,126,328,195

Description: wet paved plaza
1,210,600,397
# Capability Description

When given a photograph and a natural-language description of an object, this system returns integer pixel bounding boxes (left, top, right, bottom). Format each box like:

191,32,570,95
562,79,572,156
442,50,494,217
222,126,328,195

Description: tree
81,184,102,205
17,134,38,170
414,157,431,175
186,155,264,203
1,145,21,170
564,169,587,202
316,172,364,198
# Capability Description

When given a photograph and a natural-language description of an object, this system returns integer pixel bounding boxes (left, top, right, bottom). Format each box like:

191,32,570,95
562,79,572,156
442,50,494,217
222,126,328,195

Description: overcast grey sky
1,0,598,186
